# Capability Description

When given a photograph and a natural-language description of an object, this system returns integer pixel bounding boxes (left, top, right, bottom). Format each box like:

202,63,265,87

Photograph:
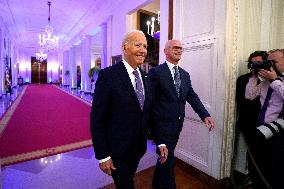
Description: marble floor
1,84,158,189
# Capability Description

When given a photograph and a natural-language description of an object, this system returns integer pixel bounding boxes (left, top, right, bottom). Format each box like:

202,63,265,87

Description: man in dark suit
90,30,152,189
149,40,215,189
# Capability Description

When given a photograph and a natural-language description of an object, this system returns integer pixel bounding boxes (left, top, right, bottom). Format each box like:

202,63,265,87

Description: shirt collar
123,59,137,75
166,60,179,71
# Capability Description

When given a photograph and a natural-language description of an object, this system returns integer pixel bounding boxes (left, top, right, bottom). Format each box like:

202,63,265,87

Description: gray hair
164,41,171,49
164,39,182,49
121,30,145,47
269,49,284,57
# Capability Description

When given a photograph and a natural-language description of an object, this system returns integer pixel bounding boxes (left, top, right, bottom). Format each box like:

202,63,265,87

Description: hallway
1,0,283,188
0,85,157,188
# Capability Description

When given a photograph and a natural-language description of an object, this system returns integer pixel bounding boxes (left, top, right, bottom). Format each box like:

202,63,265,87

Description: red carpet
0,85,92,166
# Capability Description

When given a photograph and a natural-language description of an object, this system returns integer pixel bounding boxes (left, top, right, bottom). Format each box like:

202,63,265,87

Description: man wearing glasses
245,49,284,189
149,40,215,189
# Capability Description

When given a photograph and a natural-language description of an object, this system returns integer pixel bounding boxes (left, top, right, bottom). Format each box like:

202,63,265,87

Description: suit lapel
117,61,141,109
161,62,179,98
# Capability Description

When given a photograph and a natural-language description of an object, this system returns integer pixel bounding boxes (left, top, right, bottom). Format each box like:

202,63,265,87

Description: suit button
178,116,181,120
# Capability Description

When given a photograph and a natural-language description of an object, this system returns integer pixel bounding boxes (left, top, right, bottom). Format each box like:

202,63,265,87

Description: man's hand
158,146,168,164
204,117,216,131
258,68,277,80
99,158,116,176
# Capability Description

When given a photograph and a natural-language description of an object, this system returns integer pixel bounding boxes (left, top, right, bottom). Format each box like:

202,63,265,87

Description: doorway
31,57,47,84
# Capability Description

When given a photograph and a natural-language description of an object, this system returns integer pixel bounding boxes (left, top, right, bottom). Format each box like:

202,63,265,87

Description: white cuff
98,156,111,163
158,144,166,147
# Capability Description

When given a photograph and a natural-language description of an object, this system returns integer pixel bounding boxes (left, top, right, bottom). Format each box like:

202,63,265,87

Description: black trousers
112,156,141,189
247,129,270,189
248,130,284,189
152,135,179,189
266,132,284,189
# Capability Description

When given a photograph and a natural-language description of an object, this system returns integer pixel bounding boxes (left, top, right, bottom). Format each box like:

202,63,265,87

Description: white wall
18,51,31,83
47,53,59,83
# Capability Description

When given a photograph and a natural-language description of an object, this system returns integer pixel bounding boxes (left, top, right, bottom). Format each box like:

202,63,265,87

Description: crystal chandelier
38,1,59,51
36,49,48,62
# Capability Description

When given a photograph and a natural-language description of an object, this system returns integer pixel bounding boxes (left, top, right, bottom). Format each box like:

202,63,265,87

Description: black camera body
247,60,272,71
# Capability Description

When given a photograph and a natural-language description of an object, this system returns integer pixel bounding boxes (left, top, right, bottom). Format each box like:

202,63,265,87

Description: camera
256,118,284,140
247,60,272,71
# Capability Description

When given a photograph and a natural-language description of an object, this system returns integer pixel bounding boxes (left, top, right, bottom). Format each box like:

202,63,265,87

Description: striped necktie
133,70,144,110
173,66,181,97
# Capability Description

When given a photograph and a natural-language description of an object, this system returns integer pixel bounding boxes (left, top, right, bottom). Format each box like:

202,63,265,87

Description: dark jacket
90,61,152,161
149,62,210,145
236,72,260,139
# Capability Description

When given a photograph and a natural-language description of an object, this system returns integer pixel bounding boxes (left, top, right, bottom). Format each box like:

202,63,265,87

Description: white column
100,23,108,69
106,16,113,68
159,0,169,64
81,35,92,93
74,45,81,89
69,46,77,88
57,52,64,85
12,46,18,86
62,50,70,86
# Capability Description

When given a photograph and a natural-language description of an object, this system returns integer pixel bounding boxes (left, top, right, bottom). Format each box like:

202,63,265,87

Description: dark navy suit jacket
149,62,210,145
90,61,152,161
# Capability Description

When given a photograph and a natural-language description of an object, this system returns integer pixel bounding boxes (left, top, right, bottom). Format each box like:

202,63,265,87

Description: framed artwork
111,55,122,65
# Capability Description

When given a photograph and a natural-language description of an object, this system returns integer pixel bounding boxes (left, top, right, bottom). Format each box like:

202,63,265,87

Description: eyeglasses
169,46,183,52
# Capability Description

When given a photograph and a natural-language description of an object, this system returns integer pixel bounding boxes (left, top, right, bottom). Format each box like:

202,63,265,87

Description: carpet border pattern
1,139,92,166
0,86,28,136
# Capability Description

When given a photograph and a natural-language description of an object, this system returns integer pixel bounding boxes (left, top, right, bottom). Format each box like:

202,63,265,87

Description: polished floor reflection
1,84,157,189
2,142,157,189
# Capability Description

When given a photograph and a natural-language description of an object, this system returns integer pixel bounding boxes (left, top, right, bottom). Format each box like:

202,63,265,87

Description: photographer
236,51,267,139
245,49,284,189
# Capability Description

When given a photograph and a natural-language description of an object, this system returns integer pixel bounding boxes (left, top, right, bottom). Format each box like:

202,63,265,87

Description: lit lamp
146,21,151,34
146,10,160,39
151,17,155,35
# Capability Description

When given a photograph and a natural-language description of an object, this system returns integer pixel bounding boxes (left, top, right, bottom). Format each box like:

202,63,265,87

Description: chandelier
146,11,160,39
38,1,59,51
36,49,48,62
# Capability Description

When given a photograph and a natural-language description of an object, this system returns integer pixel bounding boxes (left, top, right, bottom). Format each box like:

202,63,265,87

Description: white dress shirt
122,59,145,96
166,61,179,84
245,74,284,123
